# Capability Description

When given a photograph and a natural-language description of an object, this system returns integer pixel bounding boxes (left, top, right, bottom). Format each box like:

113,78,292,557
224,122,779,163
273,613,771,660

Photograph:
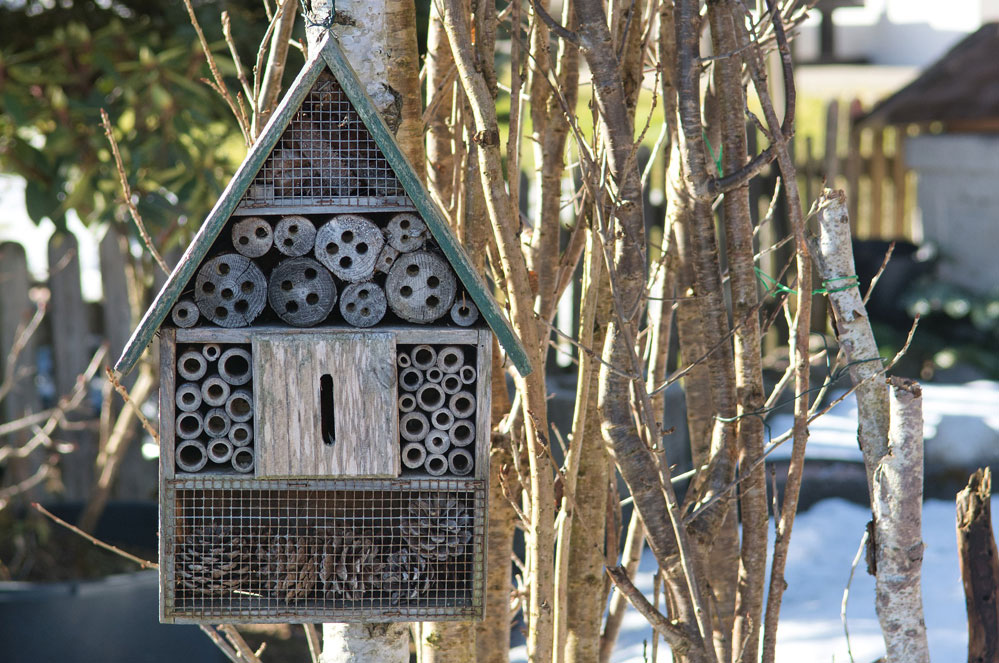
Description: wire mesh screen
164,478,485,622
241,71,410,209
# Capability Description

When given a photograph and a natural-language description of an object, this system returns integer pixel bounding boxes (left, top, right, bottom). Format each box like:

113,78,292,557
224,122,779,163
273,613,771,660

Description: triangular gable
114,34,532,377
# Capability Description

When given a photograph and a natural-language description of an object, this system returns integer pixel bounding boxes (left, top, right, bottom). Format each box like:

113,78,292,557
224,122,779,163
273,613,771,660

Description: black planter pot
0,502,226,663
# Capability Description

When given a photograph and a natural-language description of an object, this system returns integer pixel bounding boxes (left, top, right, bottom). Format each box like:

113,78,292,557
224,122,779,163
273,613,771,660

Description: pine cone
175,519,251,597
381,547,434,604
399,495,473,561
259,532,318,602
320,529,385,601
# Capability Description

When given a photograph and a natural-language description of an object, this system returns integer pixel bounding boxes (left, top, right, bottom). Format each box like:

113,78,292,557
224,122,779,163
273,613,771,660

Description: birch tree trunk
873,377,930,663
306,5,418,659
957,468,999,663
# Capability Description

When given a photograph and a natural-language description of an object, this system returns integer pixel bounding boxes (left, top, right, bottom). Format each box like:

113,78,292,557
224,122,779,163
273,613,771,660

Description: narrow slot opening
320,373,335,445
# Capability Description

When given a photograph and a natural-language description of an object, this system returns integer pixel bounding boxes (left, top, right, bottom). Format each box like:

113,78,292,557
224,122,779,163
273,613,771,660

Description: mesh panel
164,478,484,622
241,72,410,209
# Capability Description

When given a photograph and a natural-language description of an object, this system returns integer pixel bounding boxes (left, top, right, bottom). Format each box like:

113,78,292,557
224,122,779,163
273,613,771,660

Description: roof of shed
862,23,999,127
114,34,532,377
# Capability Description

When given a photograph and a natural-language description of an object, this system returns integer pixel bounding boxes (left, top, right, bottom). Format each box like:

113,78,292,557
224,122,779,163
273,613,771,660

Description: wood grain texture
315,214,385,282
253,332,398,477
159,331,176,481
175,325,479,345
474,329,492,480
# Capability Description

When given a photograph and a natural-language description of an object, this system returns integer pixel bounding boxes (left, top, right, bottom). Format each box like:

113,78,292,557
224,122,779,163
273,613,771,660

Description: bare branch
32,502,158,569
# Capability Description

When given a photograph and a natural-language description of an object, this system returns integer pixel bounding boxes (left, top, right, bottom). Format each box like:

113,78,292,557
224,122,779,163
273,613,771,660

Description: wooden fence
0,230,157,503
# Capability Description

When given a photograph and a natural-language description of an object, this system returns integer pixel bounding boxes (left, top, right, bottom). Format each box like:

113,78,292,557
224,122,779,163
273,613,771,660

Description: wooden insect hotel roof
861,23,999,130
115,33,531,376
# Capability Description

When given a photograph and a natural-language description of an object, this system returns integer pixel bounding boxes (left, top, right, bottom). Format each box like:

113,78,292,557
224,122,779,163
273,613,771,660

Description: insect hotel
114,35,531,624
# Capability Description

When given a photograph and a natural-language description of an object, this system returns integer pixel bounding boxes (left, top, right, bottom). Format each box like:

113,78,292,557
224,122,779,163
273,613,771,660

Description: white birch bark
872,378,930,663
305,9,413,661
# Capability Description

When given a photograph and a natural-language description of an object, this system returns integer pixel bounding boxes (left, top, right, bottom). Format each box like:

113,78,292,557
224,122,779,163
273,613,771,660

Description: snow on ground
513,495,997,662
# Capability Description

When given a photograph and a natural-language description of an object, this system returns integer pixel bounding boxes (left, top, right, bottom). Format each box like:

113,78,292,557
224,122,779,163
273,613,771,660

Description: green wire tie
754,268,860,296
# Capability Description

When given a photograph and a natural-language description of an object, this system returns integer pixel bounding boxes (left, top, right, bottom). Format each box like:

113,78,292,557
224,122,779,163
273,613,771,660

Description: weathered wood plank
160,331,177,481
114,55,328,376
253,332,398,477
870,127,887,238
48,232,93,499
176,325,479,345
474,329,492,481
232,201,416,216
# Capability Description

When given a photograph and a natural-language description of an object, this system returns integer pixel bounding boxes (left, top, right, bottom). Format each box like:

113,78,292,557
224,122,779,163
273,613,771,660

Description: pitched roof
114,34,532,377
861,23,999,128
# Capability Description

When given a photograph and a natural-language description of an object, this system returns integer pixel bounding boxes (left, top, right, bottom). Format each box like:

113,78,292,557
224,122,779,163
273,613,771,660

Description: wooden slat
870,127,887,238
232,201,416,216
319,36,532,377
160,331,177,481
892,131,907,238
48,232,93,499
824,100,840,183
474,329,492,481
846,104,862,235
177,324,480,345
253,332,398,477
113,53,328,376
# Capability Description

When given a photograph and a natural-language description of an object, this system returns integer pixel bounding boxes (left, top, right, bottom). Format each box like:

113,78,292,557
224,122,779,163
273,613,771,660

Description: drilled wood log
207,438,235,464
424,453,448,476
440,373,462,395
425,429,450,455
448,448,473,476
450,299,479,326
449,419,474,447
376,244,400,273
231,216,274,258
386,213,428,252
175,411,204,440
400,412,430,442
175,383,203,412
436,346,464,373
315,214,385,281
203,408,232,438
416,383,446,412
225,389,253,422
231,447,254,473
425,367,443,383
402,442,427,469
410,345,437,370
459,365,476,385
218,347,253,386
430,407,455,431
274,215,317,257
339,281,387,327
194,254,267,327
268,256,337,327
177,350,208,381
399,367,424,392
385,251,457,323
449,391,476,419
176,440,208,472
200,376,231,407
229,422,253,447
957,468,999,663
398,393,417,413
171,299,200,328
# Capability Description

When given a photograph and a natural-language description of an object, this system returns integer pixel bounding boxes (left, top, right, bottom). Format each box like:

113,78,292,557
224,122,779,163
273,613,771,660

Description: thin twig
32,502,158,569
106,366,159,443
304,624,322,663
0,296,47,405
605,566,697,655
100,110,169,275
841,528,869,663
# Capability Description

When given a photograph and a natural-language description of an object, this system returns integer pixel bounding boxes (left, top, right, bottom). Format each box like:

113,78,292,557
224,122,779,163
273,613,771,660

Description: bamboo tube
398,393,417,413
436,346,464,373
424,453,448,476
176,411,204,440
200,376,231,407
218,348,252,385
229,422,253,447
402,442,427,469
207,438,234,464
399,367,424,392
177,351,208,381
410,345,437,370
171,299,200,328
175,383,203,412
397,353,412,368
449,391,476,419
449,420,475,447
448,448,473,476
176,440,208,472
430,407,455,432
201,343,222,362
225,390,253,422
425,429,450,454
440,373,462,395
459,365,477,385
416,383,446,411
450,299,479,326
401,412,430,442
203,408,232,438
425,367,444,383
231,447,254,473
